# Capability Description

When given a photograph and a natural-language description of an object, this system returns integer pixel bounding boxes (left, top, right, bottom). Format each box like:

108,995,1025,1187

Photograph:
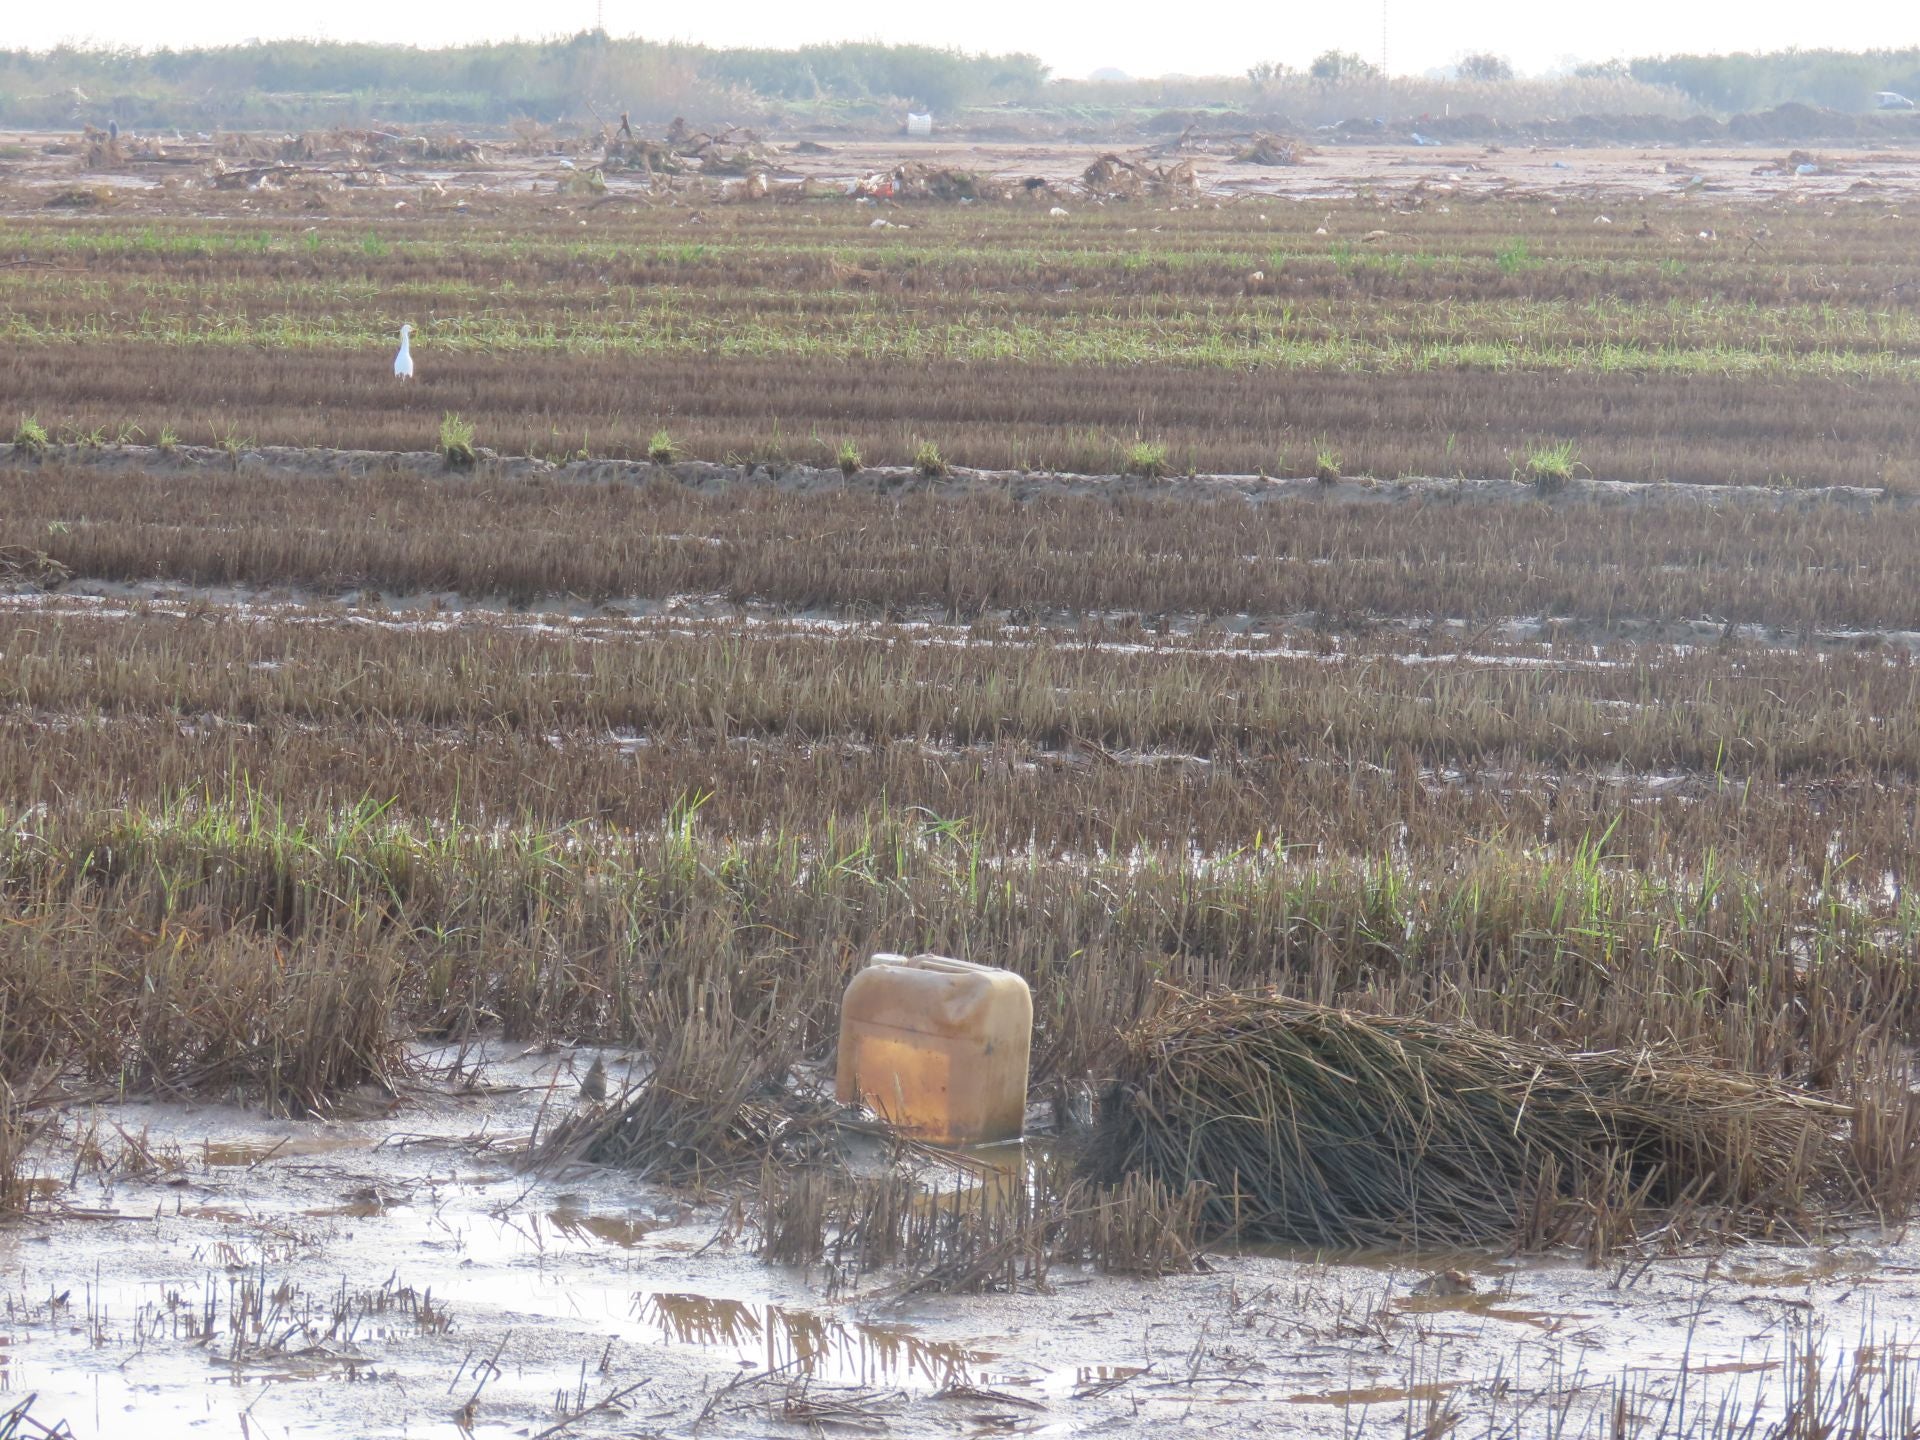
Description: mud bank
6,1041,1920,1439
0,441,1907,514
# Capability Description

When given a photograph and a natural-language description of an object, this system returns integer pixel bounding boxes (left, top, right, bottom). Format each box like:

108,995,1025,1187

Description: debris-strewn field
4,129,1920,485
5,133,1920,1438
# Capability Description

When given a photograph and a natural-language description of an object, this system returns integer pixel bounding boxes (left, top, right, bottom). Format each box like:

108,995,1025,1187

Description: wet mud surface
6,1042,1919,1437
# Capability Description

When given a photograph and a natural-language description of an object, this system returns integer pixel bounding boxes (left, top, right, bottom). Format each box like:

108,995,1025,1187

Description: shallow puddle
1287,1381,1460,1406
546,1206,659,1248
200,1135,366,1167
1393,1292,1582,1330
1728,1249,1879,1288
305,1199,396,1218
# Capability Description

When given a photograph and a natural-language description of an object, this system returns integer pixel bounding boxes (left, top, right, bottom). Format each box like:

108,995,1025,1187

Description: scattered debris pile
280,130,487,164
1233,133,1312,166
866,162,1012,201
43,185,110,209
604,117,778,178
1147,122,1202,155
1080,152,1199,200
601,136,689,173
210,160,312,191
1084,991,1860,1250
117,127,496,192
1754,149,1840,176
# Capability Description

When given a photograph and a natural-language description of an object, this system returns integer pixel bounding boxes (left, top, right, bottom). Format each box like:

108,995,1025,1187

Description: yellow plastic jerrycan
835,953,1032,1145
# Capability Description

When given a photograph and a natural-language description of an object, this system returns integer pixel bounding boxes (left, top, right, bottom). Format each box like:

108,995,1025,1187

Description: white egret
393,324,414,381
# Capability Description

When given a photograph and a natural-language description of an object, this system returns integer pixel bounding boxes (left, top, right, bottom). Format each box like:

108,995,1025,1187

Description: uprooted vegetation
1080,152,1199,199
1086,993,1910,1250
601,117,779,177
1231,132,1313,165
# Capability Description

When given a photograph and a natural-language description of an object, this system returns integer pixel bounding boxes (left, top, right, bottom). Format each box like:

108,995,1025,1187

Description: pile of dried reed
528,1010,843,1184
1084,992,1858,1249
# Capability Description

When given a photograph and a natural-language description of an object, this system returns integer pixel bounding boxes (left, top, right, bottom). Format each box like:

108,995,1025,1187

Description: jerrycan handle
869,952,1003,976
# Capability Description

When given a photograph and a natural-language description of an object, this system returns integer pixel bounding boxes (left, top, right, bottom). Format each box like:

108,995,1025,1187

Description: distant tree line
2,34,1917,132
699,43,1047,111
1244,47,1919,112
0,32,1050,129
1619,48,1920,112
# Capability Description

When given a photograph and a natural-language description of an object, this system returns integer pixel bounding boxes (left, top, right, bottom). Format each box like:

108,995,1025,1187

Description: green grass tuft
1125,440,1169,479
914,440,948,478
439,412,477,470
1525,439,1584,492
12,416,48,456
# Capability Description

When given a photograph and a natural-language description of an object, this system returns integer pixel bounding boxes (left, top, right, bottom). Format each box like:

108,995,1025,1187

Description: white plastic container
836,953,1031,1145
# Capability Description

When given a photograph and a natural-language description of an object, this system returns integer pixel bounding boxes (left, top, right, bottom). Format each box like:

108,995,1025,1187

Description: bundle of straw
1083,992,1852,1248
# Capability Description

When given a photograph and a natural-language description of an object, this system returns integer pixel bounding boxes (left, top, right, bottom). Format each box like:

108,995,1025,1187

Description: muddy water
5,1042,1920,1438
13,579,1920,668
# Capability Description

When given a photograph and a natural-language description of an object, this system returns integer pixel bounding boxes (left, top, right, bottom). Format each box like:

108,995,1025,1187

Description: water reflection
636,1292,995,1389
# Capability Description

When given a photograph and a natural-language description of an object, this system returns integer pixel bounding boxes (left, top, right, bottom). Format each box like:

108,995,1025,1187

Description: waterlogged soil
9,571,1920,664
6,1042,1920,1438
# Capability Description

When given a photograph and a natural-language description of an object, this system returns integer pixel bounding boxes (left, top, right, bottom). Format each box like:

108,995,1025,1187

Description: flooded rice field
6,1040,1919,1438
6,112,1920,1440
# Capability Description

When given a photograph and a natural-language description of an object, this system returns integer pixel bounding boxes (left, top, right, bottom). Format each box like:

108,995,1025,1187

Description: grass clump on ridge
914,440,948,478
438,412,476,470
1526,439,1584,492
1125,439,1169,479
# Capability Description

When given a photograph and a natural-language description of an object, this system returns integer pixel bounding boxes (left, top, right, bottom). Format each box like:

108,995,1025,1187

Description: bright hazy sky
14,1,1920,81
